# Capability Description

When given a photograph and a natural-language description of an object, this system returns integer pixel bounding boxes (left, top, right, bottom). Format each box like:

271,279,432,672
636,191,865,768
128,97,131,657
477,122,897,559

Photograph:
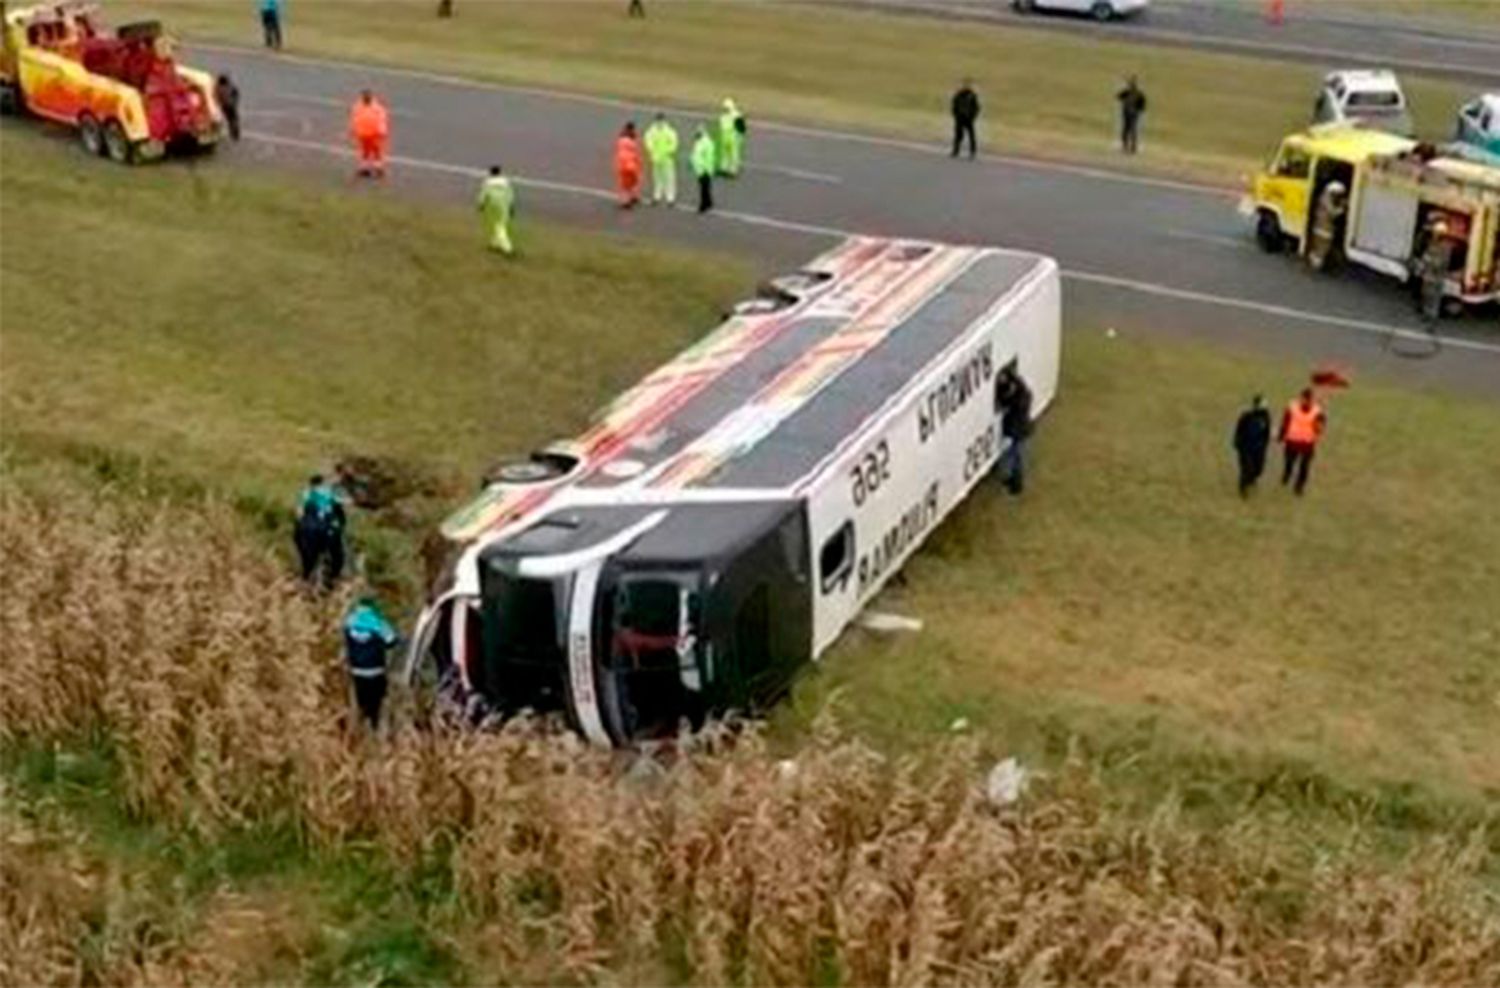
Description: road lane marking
241,129,1500,359
743,162,843,184
194,42,1231,197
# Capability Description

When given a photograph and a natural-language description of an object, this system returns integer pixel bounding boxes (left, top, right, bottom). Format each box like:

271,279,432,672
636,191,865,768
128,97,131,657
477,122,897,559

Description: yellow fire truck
1244,126,1500,314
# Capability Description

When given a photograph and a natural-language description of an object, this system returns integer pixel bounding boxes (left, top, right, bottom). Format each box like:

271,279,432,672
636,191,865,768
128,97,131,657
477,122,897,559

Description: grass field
114,0,1473,184
4,115,1500,980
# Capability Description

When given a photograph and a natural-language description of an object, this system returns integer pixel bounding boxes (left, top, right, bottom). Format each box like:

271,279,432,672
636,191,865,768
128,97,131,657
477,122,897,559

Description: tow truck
0,1,222,162
1244,126,1500,314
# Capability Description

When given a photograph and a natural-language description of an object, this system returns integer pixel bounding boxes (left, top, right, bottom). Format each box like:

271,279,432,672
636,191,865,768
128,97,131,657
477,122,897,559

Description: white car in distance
1011,0,1150,22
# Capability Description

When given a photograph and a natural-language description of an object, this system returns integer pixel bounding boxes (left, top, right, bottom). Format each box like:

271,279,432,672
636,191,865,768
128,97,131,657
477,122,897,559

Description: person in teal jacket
476,164,516,255
343,596,399,729
692,125,717,213
294,473,345,587
259,0,283,50
717,98,745,178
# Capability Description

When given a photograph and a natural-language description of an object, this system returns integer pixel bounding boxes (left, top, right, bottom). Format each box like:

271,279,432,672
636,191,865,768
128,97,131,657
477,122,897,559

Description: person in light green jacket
476,164,515,256
643,113,680,206
691,126,716,213
716,98,745,178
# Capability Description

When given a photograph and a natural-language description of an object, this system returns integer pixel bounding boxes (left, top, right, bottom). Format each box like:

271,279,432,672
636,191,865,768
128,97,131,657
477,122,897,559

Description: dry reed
2,476,1497,985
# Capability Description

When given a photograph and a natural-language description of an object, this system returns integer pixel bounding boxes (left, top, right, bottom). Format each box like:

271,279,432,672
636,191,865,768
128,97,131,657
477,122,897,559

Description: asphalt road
864,0,1500,84
198,44,1500,399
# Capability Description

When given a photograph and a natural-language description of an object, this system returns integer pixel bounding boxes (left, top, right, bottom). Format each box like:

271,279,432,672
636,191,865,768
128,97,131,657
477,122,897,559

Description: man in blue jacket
293,474,346,587
344,596,399,729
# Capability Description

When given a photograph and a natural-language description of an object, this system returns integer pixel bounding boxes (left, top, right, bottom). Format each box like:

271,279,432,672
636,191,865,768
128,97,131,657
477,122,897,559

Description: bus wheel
1091,1,1115,20
1255,211,1285,254
102,120,135,164
78,113,105,156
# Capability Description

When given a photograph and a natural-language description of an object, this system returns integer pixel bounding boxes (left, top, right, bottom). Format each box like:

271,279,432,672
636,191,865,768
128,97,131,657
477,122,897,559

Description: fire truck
1244,126,1500,314
0,1,223,162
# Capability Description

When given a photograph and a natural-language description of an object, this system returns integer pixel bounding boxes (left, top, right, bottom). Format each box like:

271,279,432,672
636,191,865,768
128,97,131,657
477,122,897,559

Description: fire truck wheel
78,113,105,157
102,120,135,164
1255,211,1286,254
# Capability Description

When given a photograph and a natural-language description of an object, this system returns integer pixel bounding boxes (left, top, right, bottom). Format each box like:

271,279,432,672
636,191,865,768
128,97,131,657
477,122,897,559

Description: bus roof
443,239,1051,544
1296,125,1416,162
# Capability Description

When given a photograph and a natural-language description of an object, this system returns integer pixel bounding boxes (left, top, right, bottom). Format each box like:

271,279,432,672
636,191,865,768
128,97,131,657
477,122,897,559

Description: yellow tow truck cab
1245,125,1500,310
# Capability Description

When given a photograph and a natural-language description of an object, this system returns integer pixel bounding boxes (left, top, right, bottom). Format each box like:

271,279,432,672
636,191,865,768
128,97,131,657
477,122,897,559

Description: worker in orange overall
614,121,643,209
349,89,390,179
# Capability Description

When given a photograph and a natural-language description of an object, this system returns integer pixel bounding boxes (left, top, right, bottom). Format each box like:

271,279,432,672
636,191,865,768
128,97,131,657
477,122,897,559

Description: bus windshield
606,574,703,738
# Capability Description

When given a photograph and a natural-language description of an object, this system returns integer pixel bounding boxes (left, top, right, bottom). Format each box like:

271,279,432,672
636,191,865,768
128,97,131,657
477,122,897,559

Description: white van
1011,0,1150,21
1313,70,1414,137
405,238,1062,746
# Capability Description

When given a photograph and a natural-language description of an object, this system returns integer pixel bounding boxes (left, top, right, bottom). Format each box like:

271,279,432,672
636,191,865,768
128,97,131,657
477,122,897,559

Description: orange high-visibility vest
350,100,389,140
1285,401,1323,444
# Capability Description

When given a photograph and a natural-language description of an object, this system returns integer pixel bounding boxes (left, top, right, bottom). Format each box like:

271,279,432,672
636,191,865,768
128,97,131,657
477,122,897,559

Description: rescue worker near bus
343,596,399,729
644,113,680,206
950,78,980,160
1278,388,1326,496
692,125,717,213
1116,76,1147,155
615,121,643,208
476,164,515,255
1306,181,1348,272
294,474,346,586
215,73,241,141
259,0,283,51
995,366,1034,496
1232,394,1272,497
717,98,745,178
1414,216,1455,323
349,89,390,179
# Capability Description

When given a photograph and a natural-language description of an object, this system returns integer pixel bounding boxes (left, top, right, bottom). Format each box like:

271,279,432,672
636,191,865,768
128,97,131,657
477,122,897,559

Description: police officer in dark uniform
1232,395,1272,497
1116,76,1147,154
995,366,1034,495
950,78,981,160
343,596,400,729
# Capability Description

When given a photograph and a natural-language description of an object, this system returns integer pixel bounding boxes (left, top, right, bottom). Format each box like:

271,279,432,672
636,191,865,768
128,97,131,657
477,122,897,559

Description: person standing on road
717,98,745,178
1116,76,1147,155
950,78,980,159
615,121,643,208
1414,216,1455,323
215,73,241,141
692,125,717,213
644,113,680,206
1232,395,1272,497
1278,387,1326,496
349,89,390,178
258,0,283,51
476,165,516,256
995,366,1034,496
343,596,399,730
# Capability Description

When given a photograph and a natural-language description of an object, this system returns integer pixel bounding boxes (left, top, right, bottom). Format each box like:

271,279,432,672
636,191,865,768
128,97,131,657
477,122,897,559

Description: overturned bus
404,238,1062,745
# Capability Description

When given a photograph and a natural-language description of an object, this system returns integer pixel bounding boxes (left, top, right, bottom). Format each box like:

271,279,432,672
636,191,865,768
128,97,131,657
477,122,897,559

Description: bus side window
819,522,855,595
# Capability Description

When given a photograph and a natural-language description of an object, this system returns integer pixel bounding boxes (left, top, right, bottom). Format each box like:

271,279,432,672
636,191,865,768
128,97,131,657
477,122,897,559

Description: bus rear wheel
102,120,135,164
78,113,105,156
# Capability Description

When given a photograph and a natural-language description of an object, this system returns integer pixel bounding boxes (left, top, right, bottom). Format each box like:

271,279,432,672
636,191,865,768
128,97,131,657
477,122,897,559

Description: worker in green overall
692,125,717,213
717,98,745,178
476,165,515,256
644,113,680,206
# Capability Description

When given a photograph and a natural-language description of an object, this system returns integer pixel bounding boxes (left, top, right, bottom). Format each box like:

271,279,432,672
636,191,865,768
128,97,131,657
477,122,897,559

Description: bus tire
78,113,105,156
1255,211,1285,254
482,456,566,487
1091,1,1115,21
102,120,135,164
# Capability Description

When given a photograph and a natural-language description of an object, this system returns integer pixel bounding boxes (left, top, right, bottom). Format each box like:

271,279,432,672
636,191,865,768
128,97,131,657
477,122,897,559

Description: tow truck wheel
1255,211,1286,254
78,113,105,157
1091,1,1115,21
0,82,20,116
102,120,135,164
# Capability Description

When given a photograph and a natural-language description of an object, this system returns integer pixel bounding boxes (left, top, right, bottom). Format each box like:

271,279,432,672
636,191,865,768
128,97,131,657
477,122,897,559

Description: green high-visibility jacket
477,176,514,221
644,120,680,163
691,133,716,177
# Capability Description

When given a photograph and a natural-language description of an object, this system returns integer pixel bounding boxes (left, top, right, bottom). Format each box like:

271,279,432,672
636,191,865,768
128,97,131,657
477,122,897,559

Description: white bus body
406,238,1062,746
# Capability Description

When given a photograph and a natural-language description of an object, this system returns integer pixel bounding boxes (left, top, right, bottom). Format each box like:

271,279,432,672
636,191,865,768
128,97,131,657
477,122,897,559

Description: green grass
5,122,1499,829
115,0,1473,184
